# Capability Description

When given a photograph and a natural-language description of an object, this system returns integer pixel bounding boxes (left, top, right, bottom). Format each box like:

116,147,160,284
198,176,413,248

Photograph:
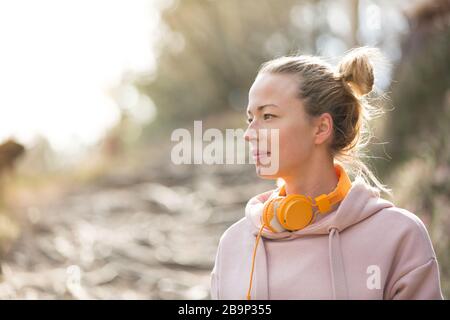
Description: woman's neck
281,154,341,225
282,158,339,199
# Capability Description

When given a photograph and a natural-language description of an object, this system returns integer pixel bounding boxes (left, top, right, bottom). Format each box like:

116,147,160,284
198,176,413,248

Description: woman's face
244,72,323,179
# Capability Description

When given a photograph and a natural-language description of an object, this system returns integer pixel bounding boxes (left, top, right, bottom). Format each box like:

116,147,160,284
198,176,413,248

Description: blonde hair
258,46,392,196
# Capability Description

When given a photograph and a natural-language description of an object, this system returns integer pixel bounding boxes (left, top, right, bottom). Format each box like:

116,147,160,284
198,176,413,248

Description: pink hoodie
210,177,444,300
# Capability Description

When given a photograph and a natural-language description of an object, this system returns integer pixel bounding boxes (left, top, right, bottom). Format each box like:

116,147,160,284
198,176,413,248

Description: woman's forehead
248,73,300,110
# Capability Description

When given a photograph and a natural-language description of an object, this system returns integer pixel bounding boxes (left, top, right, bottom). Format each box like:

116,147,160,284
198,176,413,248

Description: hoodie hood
244,176,395,299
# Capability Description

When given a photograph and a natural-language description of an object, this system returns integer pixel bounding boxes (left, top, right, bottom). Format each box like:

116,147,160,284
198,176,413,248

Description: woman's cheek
279,132,311,166
278,134,298,168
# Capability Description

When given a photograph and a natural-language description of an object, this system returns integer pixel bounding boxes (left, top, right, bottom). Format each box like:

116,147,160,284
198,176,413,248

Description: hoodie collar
244,177,395,300
245,176,394,239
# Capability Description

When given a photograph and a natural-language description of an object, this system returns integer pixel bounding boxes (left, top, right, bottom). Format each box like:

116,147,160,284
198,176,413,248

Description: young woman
210,47,444,300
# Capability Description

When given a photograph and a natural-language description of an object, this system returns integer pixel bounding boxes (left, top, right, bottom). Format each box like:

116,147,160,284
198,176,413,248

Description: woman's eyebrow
246,104,279,115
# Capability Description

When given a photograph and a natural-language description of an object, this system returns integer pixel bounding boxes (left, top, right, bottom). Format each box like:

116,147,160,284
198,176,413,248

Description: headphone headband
278,163,351,213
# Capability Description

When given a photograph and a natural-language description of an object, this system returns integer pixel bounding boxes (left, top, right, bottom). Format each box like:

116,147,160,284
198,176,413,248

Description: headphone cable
247,223,266,300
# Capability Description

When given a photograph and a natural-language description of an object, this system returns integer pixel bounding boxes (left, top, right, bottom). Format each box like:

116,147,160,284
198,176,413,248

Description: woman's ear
314,113,333,145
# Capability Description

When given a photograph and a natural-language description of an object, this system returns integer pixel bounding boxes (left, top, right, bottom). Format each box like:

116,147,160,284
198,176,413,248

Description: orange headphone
246,163,352,300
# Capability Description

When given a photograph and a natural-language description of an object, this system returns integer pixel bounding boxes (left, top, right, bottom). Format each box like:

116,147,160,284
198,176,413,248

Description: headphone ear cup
263,198,287,232
278,195,314,231
262,199,274,231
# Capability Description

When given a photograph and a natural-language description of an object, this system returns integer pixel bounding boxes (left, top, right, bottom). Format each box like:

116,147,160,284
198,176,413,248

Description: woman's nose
244,123,258,142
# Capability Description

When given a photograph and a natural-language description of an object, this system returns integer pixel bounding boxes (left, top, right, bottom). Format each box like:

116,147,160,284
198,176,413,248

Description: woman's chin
255,164,280,179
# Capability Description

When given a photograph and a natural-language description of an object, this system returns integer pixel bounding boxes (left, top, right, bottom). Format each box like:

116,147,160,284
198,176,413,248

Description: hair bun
337,46,379,97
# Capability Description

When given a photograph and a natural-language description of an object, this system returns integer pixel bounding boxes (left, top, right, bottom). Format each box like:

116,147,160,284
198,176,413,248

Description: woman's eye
246,118,253,124
263,114,275,120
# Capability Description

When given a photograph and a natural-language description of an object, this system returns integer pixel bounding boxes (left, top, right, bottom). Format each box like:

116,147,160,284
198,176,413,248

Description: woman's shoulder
371,203,436,258
375,204,430,235
218,217,252,243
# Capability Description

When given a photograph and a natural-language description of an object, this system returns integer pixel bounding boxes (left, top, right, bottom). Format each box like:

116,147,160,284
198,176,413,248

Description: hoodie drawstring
247,223,266,300
328,227,349,299
248,225,350,300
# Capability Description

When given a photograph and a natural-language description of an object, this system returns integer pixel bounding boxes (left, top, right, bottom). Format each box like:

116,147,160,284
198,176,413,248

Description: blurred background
0,0,449,299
